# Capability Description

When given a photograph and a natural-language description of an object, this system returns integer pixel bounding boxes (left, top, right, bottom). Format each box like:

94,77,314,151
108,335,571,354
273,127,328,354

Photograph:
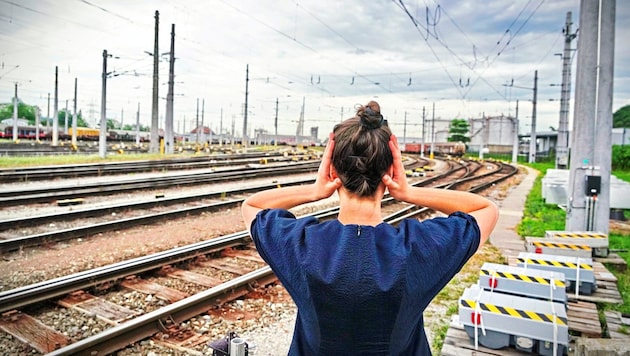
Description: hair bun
359,101,384,130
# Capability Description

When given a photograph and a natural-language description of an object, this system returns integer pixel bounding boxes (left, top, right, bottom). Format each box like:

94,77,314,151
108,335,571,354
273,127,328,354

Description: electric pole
165,23,175,154
99,50,109,158
430,102,435,159
274,98,278,147
566,0,616,232
242,64,249,147
556,11,576,169
528,70,538,164
12,83,17,141
421,106,425,158
150,10,160,153
72,78,77,147
52,66,59,146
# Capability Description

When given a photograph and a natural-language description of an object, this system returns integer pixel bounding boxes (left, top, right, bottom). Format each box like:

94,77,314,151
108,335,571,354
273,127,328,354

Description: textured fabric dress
250,209,480,355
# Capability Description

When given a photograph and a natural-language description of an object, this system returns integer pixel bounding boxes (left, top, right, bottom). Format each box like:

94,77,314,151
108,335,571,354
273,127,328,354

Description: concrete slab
489,166,539,256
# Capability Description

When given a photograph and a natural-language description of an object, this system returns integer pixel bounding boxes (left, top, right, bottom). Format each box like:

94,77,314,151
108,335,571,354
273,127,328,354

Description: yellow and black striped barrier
460,299,567,326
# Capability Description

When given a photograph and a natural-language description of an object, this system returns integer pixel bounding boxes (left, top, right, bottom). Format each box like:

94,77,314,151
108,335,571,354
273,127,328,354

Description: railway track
0,150,312,183
0,159,517,355
0,157,459,253
0,160,320,207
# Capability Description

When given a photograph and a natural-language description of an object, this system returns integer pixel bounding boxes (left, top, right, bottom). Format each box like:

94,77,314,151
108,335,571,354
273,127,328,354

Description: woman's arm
241,133,342,232
382,135,499,246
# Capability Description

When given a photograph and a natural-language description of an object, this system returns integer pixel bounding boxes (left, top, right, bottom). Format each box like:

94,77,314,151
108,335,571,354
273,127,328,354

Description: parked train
403,141,466,157
0,124,151,142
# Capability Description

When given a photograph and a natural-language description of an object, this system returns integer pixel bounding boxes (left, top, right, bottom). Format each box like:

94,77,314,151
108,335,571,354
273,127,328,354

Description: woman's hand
313,133,342,199
381,134,410,201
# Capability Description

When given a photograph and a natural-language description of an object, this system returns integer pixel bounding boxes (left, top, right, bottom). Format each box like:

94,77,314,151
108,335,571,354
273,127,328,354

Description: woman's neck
337,190,383,226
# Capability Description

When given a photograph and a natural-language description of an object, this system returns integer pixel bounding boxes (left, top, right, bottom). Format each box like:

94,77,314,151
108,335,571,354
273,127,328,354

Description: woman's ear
330,164,339,179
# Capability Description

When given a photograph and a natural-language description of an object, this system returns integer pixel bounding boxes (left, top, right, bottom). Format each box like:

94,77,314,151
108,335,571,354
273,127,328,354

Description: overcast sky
0,0,627,139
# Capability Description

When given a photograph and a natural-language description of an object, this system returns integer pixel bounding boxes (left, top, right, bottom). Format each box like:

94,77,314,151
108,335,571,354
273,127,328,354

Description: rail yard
0,148,627,356
0,146,517,354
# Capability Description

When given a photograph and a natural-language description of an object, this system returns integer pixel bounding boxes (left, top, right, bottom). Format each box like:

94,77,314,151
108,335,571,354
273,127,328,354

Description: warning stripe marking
518,258,593,270
551,232,607,239
460,299,567,326
531,241,592,251
480,269,565,287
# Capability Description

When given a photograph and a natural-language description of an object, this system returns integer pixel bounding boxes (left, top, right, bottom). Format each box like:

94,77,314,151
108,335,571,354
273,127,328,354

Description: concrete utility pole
150,10,160,153
556,11,577,169
12,83,17,141
99,50,109,158
164,23,175,154
528,70,538,164
242,64,249,147
52,66,59,146
593,0,615,234
566,0,615,233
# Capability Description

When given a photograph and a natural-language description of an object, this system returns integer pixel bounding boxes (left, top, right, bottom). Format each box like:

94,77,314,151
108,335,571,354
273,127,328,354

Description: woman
241,101,498,355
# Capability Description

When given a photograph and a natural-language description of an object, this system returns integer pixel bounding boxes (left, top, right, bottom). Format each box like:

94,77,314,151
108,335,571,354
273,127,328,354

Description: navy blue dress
250,209,480,355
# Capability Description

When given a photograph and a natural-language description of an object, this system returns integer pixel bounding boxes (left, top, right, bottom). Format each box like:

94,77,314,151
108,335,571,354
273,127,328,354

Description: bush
612,145,630,170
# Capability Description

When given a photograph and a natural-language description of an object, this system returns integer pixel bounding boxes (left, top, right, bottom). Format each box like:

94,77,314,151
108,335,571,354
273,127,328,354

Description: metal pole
274,98,278,147
421,106,425,158
150,10,160,153
136,102,140,146
52,66,59,146
165,23,175,154
430,102,435,159
196,98,200,145
99,50,108,158
220,108,223,147
528,70,538,164
12,83,17,141
512,100,519,164
242,64,249,147
594,0,615,234
566,0,599,230
72,77,77,146
556,11,576,169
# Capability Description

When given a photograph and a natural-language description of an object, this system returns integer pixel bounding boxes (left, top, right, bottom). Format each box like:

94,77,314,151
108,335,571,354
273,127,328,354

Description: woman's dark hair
332,101,393,197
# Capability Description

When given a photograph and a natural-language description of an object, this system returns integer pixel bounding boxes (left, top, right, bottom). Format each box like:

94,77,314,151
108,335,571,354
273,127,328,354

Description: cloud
0,0,626,139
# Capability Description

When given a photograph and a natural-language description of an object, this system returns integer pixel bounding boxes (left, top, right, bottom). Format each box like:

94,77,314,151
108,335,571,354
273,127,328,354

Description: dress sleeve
249,209,318,297
403,211,480,305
